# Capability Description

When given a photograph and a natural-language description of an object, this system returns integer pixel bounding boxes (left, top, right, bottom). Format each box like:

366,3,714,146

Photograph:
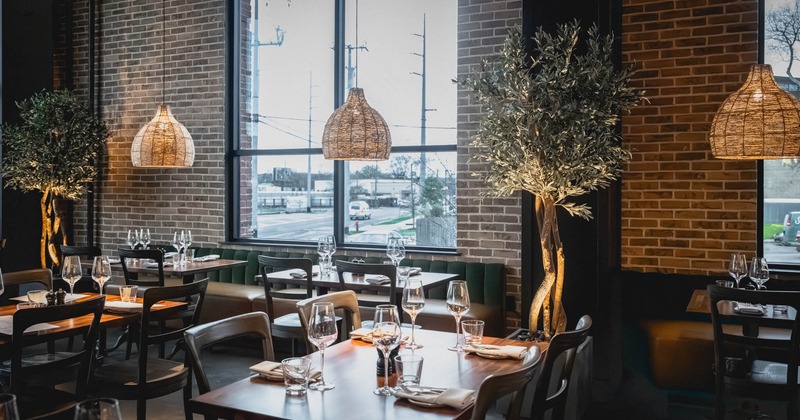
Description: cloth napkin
144,262,173,268
464,344,529,360
194,254,220,262
408,267,422,276
349,327,374,342
734,302,766,315
249,360,321,382
289,267,320,279
365,275,391,285
394,387,475,410
0,315,60,336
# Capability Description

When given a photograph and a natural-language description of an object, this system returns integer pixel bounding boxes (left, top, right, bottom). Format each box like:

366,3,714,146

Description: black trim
223,239,461,256
332,0,346,241
234,144,456,156
757,0,765,258
86,0,96,247
225,0,240,241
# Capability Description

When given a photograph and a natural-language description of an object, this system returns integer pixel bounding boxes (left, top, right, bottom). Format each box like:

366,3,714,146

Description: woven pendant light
322,87,391,160
131,105,195,167
131,0,194,168
709,64,800,159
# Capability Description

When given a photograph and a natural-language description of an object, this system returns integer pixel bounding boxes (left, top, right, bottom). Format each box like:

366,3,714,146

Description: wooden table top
267,268,459,294
90,258,248,276
686,288,797,325
189,329,544,420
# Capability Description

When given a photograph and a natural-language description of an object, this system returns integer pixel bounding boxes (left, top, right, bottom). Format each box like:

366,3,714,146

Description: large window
762,0,800,264
230,0,458,249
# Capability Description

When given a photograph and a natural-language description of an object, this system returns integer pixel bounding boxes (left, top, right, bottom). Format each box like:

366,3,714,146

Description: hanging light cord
161,0,166,104
355,0,359,88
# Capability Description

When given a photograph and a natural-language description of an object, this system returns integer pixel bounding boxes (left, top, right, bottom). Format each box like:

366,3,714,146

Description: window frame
225,0,458,253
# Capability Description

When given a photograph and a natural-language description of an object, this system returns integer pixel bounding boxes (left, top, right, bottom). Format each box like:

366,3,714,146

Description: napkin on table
464,345,529,360
289,267,320,279
394,387,475,410
365,275,391,285
249,360,321,382
734,302,766,315
349,327,373,342
194,254,221,262
408,267,422,276
144,262,173,268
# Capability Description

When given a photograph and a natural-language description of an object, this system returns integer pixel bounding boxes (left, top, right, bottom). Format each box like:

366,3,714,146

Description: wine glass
372,304,401,396
307,302,337,391
172,231,183,257
62,255,82,297
0,268,5,298
126,229,136,250
135,229,144,250
141,228,151,250
317,235,335,275
74,398,122,420
402,278,425,349
728,253,747,288
446,280,470,351
0,393,19,420
749,257,770,290
185,230,193,251
386,237,405,267
91,256,112,296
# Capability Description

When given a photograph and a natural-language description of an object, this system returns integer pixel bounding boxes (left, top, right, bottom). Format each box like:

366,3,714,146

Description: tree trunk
39,188,52,269
38,189,68,270
528,195,567,339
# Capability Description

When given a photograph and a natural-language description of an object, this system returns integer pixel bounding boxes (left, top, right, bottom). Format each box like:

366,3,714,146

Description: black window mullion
333,0,346,243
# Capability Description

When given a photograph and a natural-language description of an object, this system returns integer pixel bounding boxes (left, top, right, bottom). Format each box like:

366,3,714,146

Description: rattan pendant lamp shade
322,87,391,160
131,0,195,168
709,64,800,159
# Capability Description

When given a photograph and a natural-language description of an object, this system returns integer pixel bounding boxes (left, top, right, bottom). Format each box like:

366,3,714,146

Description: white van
349,201,371,220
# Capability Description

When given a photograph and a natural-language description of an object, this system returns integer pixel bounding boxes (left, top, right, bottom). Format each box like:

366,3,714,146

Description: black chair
2,295,105,419
708,285,800,420
334,260,397,307
258,255,314,356
59,245,102,293
530,314,593,420
90,279,208,420
1,268,53,302
118,248,167,288
184,312,275,395
471,346,543,420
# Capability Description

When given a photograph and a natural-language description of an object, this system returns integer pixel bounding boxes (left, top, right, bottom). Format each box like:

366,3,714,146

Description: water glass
282,357,311,397
394,354,424,386
0,393,20,420
120,285,138,303
74,397,122,420
27,290,48,305
185,248,195,263
462,320,485,347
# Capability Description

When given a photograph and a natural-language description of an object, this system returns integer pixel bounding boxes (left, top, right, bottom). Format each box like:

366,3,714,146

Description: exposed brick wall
620,0,759,275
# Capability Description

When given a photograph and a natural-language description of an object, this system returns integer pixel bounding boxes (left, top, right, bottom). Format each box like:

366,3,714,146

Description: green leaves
460,21,645,220
2,90,109,200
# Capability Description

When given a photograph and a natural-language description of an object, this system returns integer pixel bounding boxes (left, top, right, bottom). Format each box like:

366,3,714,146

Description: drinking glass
372,304,401,396
317,235,336,275
749,257,770,290
126,229,136,250
728,253,747,288
135,229,143,250
307,302,337,391
185,230,193,252
0,393,19,420
92,256,112,296
401,279,425,349
62,255,82,297
0,268,5,298
446,280,470,351
386,237,405,267
74,397,122,420
172,231,183,260
141,228,151,250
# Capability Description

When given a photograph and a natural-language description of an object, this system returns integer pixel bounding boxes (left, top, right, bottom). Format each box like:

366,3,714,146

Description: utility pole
307,73,314,213
412,14,435,183
251,3,284,237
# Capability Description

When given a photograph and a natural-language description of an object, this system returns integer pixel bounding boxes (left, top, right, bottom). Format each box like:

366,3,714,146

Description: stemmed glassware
749,257,770,290
728,253,748,288
0,393,19,420
74,398,122,420
127,229,136,250
446,280,470,351
0,268,5,298
402,278,425,349
307,302,337,391
185,230,192,253
141,228,151,250
372,304,401,396
386,237,405,267
317,235,336,276
92,256,112,296
62,256,82,297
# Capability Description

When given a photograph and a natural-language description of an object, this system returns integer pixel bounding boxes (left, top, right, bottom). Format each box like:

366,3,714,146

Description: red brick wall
621,0,759,275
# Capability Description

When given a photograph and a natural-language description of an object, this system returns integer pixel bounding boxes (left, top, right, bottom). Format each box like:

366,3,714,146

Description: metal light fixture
131,0,195,168
709,64,800,159
322,87,391,160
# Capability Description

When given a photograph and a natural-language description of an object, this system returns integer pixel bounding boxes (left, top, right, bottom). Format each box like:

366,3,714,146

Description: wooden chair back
118,248,166,287
297,290,362,342
257,255,313,321
471,346,543,420
334,260,397,307
2,268,52,290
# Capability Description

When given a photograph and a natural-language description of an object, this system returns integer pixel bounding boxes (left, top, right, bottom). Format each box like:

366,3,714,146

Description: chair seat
92,357,189,398
355,294,392,307
0,351,83,386
17,385,77,419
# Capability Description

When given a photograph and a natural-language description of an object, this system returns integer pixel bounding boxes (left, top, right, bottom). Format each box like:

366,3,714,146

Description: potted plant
2,90,109,269
460,21,645,339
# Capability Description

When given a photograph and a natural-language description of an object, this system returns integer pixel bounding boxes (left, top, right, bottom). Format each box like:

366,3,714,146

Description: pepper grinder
376,345,400,376
56,288,66,305
45,290,56,306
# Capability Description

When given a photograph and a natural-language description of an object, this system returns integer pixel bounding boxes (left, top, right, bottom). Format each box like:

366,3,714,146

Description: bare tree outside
767,0,800,87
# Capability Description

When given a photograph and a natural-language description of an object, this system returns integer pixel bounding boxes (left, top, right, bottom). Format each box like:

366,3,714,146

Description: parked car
783,211,800,246
349,201,371,220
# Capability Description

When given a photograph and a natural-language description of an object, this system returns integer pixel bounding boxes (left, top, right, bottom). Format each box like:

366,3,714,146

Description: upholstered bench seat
415,300,502,337
198,282,263,324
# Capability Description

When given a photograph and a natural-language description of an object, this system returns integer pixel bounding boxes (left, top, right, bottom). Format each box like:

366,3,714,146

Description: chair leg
184,372,193,420
137,398,147,420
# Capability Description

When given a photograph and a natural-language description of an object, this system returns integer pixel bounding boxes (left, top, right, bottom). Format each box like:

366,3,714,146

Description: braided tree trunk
529,196,567,340
39,188,67,269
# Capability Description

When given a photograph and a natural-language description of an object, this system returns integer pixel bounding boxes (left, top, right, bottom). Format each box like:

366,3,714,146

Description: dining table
86,257,248,285
188,329,544,420
686,288,797,326
265,267,460,296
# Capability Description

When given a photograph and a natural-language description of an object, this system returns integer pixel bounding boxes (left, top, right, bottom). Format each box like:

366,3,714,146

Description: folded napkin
365,275,391,285
249,360,321,382
144,262,173,268
349,327,374,342
108,257,121,264
105,301,143,313
408,267,422,276
193,254,220,262
464,344,529,360
734,302,766,316
394,387,475,410
289,267,320,279
0,315,60,336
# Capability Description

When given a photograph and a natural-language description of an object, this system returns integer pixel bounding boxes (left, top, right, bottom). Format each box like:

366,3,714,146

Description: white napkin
194,254,220,262
464,344,529,360
249,360,321,382
288,268,319,279
349,327,374,342
144,262,173,268
365,275,391,285
108,257,121,264
105,301,164,313
734,302,766,315
0,315,59,335
394,387,475,410
408,267,422,276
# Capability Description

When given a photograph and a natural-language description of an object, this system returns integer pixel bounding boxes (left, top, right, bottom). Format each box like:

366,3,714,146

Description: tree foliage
2,90,109,200
460,21,645,219
766,0,800,88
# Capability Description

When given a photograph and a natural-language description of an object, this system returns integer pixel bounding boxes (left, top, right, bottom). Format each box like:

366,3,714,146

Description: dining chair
530,314,593,420
1,268,59,353
471,345,543,420
334,260,397,308
707,285,800,420
296,290,362,344
118,248,167,288
1,295,105,419
257,255,314,356
90,279,208,420
60,245,102,293
184,312,275,396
